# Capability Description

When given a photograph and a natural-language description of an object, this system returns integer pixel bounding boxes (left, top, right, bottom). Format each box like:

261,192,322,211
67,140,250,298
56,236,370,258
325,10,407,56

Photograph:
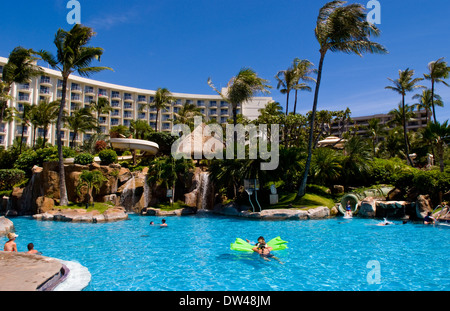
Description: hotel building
0,56,273,148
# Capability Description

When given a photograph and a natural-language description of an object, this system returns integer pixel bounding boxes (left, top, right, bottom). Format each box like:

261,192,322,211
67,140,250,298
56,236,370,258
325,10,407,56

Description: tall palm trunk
155,109,160,132
402,95,413,166
298,52,325,197
293,90,298,116
431,80,437,124
285,91,290,116
57,77,69,206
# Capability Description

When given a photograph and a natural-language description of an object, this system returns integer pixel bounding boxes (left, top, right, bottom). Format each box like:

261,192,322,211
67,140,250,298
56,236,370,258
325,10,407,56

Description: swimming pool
2,214,449,291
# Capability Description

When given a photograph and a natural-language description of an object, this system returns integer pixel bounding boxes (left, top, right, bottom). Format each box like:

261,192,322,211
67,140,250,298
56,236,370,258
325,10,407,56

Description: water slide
110,138,159,155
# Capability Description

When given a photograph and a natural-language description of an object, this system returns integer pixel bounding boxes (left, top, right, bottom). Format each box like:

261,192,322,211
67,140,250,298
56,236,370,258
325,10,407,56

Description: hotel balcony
124,95,133,102
137,96,147,104
40,77,52,87
70,94,82,103
18,84,31,92
71,85,82,93
85,87,95,95
17,96,30,103
39,89,52,97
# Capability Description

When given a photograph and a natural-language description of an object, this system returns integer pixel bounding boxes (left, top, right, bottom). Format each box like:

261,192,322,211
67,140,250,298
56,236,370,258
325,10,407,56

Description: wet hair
162,219,166,223
27,243,34,251
258,236,265,241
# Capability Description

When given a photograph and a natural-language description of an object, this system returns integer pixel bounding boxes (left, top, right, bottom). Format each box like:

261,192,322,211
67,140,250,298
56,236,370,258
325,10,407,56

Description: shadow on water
216,252,268,270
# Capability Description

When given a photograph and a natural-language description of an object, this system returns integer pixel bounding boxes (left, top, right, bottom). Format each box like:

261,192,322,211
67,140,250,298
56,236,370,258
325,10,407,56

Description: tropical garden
0,1,449,214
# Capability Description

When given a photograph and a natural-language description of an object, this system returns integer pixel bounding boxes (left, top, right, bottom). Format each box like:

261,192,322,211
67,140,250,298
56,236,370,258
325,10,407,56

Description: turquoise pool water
2,214,449,291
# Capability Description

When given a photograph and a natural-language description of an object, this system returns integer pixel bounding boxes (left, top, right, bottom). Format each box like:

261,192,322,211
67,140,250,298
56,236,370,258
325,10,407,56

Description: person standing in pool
160,219,168,227
345,201,353,217
3,233,18,252
26,243,41,255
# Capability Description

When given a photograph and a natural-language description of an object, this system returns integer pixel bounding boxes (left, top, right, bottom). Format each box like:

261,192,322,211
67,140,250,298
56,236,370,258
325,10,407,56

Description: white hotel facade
0,57,273,148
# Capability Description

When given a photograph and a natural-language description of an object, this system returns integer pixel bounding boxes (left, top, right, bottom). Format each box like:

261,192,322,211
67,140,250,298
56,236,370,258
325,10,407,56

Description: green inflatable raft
230,237,288,252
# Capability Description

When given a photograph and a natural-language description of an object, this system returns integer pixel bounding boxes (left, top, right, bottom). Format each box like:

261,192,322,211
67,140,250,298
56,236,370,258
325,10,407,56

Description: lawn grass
58,202,113,214
152,200,190,211
262,192,335,210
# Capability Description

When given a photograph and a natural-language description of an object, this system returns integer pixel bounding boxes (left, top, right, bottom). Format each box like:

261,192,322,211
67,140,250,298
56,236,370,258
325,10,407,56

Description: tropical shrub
98,149,118,165
0,169,26,191
74,153,95,165
95,140,107,153
13,149,38,174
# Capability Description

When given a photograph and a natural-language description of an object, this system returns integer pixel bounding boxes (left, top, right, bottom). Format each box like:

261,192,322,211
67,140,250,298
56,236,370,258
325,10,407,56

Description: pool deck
0,251,65,291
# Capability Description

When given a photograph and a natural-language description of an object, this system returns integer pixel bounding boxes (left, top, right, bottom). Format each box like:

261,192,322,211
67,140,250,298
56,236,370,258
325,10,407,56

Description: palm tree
38,24,113,206
33,100,60,148
424,57,450,123
423,121,450,172
16,102,33,153
208,68,271,128
385,68,425,166
311,147,342,188
76,170,107,206
341,135,372,188
148,88,174,132
90,97,112,132
365,118,387,157
0,47,42,125
174,102,202,129
298,0,388,197
275,66,298,115
292,58,317,115
64,107,99,148
412,89,443,122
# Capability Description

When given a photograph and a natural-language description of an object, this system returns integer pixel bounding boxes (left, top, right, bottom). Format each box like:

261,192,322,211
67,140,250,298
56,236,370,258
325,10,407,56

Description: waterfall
199,172,212,210
119,175,136,211
143,173,150,208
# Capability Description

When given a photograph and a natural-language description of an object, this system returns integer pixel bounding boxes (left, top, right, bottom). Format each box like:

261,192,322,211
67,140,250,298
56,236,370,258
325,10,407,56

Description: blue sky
1,0,449,121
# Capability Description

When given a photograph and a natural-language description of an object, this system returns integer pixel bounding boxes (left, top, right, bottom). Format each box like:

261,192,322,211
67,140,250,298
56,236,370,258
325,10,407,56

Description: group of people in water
3,232,41,254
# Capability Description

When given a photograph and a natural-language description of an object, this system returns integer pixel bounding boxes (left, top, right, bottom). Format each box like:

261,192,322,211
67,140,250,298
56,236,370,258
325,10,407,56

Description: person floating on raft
231,236,287,263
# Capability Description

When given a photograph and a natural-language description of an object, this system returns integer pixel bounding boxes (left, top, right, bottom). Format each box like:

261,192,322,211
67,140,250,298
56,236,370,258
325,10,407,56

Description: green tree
76,170,107,205
174,102,202,129
16,102,33,153
298,0,387,197
275,66,298,115
386,69,425,166
423,121,450,172
412,89,443,122
38,24,113,206
0,47,42,125
208,68,271,127
423,57,450,123
311,147,341,188
365,118,387,157
64,107,99,148
90,97,112,132
292,58,317,115
148,88,174,132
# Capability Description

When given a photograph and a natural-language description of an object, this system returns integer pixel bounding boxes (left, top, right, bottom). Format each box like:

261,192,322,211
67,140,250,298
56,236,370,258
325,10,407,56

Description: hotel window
124,93,132,100
84,134,92,141
18,92,29,101
200,109,205,115
85,86,94,93
221,117,228,123
210,109,217,115
176,99,183,105
17,104,25,112
111,109,120,116
150,113,156,120
99,117,107,124
71,93,81,101
197,100,205,107
0,124,5,133
111,100,120,107
111,91,120,99
98,88,107,96
150,122,156,128
19,83,30,90
40,86,50,94
70,103,79,111
162,115,170,121
57,80,64,88
0,66,3,74
162,124,171,130
123,120,131,127
124,103,133,109
57,90,63,98
186,100,192,105
138,113,146,119
138,95,146,102
111,119,120,126
149,96,154,102
0,135,4,145
221,109,228,115
71,83,81,91
220,101,228,107
123,111,132,118
209,101,217,107
173,107,180,114
40,76,51,84
85,95,94,103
